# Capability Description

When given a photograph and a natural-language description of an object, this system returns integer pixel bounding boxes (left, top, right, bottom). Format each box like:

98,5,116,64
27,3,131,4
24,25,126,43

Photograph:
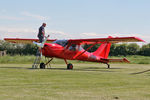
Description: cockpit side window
52,40,68,47
68,44,84,51
69,44,76,51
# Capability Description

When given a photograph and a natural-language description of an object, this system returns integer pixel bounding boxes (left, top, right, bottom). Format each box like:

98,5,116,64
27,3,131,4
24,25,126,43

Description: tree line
0,40,150,56
0,40,38,55
83,43,150,56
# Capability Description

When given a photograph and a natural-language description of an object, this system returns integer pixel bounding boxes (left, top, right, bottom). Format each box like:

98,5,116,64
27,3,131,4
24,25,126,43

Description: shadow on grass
0,67,28,69
131,69,150,75
0,83,52,87
48,67,117,72
0,66,120,72
0,67,41,70
89,67,123,69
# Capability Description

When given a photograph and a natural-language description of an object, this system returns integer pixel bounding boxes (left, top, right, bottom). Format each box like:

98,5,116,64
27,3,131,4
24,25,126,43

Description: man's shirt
38,26,45,38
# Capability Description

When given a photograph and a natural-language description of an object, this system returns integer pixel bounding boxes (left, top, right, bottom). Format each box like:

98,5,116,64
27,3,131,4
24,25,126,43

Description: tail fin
93,42,111,59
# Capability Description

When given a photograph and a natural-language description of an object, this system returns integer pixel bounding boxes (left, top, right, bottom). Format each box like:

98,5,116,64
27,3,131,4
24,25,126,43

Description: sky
0,0,150,44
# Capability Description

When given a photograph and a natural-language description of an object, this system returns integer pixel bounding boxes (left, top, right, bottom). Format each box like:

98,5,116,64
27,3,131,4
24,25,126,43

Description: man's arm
42,31,45,37
41,27,45,37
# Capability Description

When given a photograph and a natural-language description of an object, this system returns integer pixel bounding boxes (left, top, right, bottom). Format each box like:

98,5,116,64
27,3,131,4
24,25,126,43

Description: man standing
38,23,46,43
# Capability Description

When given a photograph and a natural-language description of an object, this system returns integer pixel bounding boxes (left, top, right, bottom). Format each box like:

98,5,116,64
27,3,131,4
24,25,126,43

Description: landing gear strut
64,59,73,70
39,57,53,69
106,63,110,68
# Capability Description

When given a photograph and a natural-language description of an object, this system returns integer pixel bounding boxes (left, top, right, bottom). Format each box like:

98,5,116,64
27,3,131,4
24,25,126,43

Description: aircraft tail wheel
67,63,73,70
107,63,110,69
40,63,45,69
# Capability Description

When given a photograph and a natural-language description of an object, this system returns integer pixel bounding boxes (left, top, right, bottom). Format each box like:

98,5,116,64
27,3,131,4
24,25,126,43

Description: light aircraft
4,36,144,69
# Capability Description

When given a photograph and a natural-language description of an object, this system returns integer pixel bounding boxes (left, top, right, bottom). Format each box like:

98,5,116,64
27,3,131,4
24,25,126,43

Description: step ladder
32,50,41,68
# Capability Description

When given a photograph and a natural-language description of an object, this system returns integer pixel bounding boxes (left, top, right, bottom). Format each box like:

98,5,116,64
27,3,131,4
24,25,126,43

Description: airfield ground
0,63,150,100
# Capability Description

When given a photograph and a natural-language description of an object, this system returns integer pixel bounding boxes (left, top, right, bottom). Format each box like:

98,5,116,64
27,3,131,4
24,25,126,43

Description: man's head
42,23,46,27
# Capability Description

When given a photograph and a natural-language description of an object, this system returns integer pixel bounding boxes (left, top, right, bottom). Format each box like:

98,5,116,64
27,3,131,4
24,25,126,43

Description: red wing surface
4,36,144,44
67,36,145,45
4,38,56,44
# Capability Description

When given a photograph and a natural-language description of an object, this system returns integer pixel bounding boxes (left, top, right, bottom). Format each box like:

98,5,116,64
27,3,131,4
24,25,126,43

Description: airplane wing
67,36,145,45
4,38,56,44
4,36,144,44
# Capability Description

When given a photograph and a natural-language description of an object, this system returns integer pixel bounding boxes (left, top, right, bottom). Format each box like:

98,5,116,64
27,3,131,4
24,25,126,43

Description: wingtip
134,37,146,42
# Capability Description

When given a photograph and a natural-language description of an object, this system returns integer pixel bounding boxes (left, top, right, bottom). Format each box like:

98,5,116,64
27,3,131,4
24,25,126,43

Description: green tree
114,44,128,56
139,43,150,56
109,44,117,56
83,44,101,52
0,40,37,55
127,43,140,55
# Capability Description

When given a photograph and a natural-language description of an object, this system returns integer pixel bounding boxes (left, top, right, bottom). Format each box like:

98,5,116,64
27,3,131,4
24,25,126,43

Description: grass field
0,55,150,64
0,63,150,100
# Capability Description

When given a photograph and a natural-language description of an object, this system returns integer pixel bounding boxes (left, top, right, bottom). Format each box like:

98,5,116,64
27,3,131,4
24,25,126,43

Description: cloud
79,32,149,44
0,27,35,33
80,32,148,39
46,30,72,39
81,33,99,37
0,27,149,44
80,32,108,38
0,11,49,21
0,27,37,39
0,27,70,39
1,9,7,13
0,16,24,20
0,10,24,20
107,33,149,41
21,11,50,20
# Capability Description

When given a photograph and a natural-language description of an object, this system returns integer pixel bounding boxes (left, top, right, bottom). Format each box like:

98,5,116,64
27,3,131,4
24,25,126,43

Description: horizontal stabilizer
101,58,130,63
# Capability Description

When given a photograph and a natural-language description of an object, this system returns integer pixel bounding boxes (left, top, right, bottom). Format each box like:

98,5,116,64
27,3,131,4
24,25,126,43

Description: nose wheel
39,57,53,69
40,62,45,69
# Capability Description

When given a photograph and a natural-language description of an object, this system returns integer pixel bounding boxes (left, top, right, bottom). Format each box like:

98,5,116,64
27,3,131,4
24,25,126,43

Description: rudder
93,42,111,59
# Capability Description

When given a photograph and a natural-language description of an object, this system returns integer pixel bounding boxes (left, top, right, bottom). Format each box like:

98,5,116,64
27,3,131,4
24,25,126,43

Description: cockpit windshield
52,40,84,51
52,40,68,47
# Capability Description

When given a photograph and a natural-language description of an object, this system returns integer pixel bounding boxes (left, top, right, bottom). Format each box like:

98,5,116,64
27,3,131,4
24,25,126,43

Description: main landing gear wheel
40,63,45,69
67,63,73,70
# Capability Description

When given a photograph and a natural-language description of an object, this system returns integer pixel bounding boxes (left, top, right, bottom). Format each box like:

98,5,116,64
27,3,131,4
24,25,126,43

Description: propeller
33,35,50,48
33,35,50,57
33,41,44,48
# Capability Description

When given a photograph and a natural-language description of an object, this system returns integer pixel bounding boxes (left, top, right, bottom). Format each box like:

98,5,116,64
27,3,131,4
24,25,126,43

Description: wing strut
73,42,97,59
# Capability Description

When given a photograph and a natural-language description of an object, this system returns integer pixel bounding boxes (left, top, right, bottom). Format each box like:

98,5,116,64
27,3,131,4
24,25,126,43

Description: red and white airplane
4,36,144,69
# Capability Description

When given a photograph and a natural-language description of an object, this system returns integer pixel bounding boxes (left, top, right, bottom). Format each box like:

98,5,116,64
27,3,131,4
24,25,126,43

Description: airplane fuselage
42,43,102,62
